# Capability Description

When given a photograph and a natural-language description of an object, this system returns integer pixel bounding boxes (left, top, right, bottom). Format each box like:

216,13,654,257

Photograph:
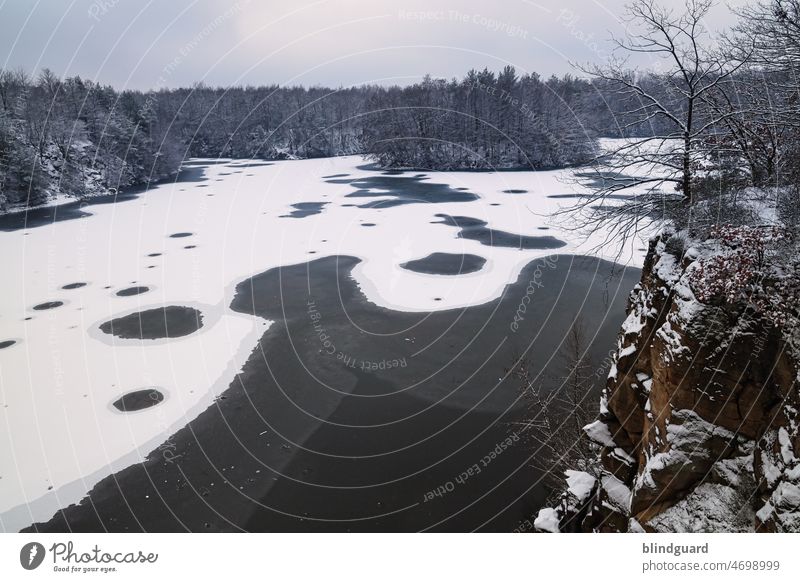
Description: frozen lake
0,154,648,531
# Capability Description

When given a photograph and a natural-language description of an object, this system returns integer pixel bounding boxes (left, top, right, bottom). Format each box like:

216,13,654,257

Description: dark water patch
147,253,162,257
328,175,478,208
30,255,640,533
0,340,16,350
169,232,193,238
280,202,329,218
32,301,64,311
401,253,486,275
502,189,527,194
538,226,550,230
170,166,209,184
433,214,566,250
184,245,197,249
181,160,230,167
547,193,634,200
0,166,207,232
361,223,376,227
322,173,349,179
573,171,640,189
228,161,273,168
112,389,165,412
490,203,501,206
99,306,203,340
115,286,151,297
355,162,382,171
62,282,87,290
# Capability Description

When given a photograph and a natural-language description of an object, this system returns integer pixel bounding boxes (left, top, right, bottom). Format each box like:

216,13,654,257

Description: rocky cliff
535,231,800,532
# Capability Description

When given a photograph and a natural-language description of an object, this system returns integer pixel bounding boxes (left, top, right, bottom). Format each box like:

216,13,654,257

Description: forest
2,0,800,229
0,62,666,211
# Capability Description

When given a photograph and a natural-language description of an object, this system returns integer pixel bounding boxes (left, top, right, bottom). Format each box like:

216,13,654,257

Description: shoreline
0,165,206,231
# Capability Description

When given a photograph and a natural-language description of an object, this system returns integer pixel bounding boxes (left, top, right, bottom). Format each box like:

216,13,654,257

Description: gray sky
0,0,746,90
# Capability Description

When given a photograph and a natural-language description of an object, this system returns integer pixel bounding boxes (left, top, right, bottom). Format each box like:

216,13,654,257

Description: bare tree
572,0,752,237
721,1,800,186
509,317,601,499
559,319,596,440
733,0,800,73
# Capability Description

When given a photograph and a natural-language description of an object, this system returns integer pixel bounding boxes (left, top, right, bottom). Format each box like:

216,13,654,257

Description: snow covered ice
0,152,649,530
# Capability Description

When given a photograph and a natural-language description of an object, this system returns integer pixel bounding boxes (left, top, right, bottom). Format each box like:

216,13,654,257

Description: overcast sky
0,0,747,90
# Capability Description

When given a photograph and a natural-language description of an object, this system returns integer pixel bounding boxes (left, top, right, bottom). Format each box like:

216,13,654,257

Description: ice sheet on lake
0,152,649,530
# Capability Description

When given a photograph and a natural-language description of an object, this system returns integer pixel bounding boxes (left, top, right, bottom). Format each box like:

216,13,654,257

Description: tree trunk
683,133,692,206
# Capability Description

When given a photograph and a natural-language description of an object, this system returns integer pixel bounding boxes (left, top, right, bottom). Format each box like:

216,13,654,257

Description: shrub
689,225,798,328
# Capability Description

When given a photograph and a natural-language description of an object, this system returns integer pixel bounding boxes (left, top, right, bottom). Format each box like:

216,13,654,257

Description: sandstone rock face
537,233,800,532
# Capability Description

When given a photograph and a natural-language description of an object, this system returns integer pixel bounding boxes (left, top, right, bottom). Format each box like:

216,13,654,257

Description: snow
607,362,618,382
0,154,650,530
635,409,741,495
534,507,560,533
656,320,690,362
0,193,76,216
653,243,681,285
779,427,794,465
583,420,617,448
756,426,800,530
756,500,774,523
710,454,753,488
621,309,646,336
611,447,635,465
673,280,703,322
667,409,737,449
565,470,596,502
648,481,754,533
599,395,609,415
758,480,800,531
628,517,646,533
600,473,631,512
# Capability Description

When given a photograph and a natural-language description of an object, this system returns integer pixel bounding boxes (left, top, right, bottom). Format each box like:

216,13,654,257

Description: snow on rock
611,447,635,466
647,482,755,533
601,473,631,512
583,420,617,448
756,417,800,531
634,409,742,498
535,230,800,532
565,470,596,503
534,507,561,533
